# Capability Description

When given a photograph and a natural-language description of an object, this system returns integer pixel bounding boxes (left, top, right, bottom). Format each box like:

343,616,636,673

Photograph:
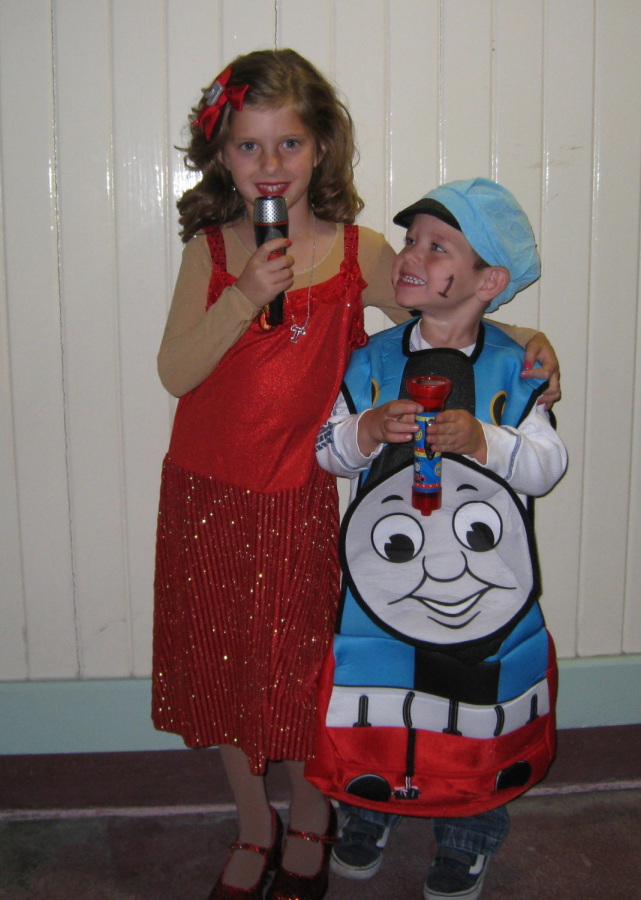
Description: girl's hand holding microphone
235,237,294,309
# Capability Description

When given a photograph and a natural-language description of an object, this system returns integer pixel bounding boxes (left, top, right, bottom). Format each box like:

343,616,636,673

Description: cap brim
393,199,461,231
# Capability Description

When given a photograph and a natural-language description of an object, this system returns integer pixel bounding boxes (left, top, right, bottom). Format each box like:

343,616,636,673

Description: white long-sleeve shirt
316,321,567,501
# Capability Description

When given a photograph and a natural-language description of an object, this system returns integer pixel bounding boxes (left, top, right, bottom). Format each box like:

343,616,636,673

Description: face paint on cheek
439,275,454,298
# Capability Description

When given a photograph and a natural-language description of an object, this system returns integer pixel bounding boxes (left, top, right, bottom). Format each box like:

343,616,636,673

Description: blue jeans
340,802,510,858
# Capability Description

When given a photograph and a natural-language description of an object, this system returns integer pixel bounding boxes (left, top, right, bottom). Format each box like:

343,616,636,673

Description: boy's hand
521,331,561,410
358,400,423,457
235,238,294,309
426,410,487,464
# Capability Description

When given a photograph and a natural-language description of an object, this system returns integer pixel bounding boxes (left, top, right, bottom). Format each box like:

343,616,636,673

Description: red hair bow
194,66,249,140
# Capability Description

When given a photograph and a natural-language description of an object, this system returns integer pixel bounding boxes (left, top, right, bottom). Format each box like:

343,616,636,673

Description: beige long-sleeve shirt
158,223,535,398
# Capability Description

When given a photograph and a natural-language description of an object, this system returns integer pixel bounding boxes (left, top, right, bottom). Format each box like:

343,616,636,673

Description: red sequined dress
152,225,367,773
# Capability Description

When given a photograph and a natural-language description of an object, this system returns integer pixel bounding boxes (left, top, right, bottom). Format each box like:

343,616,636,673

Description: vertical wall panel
534,0,595,656
335,1,387,231
279,0,333,73
112,0,175,675
55,0,130,677
578,0,641,655
625,230,641,651
167,0,223,288
0,146,28,680
388,0,441,250
491,0,544,328
0,1,78,679
440,1,493,181
221,0,275,61
335,0,387,341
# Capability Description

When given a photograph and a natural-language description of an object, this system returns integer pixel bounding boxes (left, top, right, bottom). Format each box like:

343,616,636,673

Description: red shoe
265,803,338,900
207,805,283,900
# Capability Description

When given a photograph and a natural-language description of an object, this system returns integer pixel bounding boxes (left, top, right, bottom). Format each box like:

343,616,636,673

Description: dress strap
343,224,359,260
204,226,227,269
203,226,236,310
340,224,367,351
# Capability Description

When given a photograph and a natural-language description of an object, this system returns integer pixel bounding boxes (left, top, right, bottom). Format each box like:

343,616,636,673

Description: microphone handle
254,222,288,327
267,289,285,327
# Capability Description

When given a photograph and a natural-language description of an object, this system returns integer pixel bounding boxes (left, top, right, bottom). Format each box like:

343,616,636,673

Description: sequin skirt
152,456,341,774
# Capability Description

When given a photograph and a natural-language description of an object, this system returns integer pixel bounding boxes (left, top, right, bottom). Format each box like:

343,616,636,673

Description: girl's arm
492,322,536,346
490,323,560,409
359,229,410,325
159,230,293,397
158,236,260,397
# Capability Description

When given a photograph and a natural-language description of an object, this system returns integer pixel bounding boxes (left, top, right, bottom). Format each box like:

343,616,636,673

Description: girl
152,49,559,900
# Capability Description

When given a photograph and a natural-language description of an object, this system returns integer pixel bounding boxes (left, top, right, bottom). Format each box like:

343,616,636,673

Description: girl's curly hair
177,49,364,242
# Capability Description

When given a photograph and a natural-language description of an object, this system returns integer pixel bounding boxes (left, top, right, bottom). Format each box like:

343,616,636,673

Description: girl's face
222,103,318,218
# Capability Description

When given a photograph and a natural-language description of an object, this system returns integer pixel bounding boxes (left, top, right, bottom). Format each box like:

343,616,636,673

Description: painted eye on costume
371,514,425,563
453,502,503,552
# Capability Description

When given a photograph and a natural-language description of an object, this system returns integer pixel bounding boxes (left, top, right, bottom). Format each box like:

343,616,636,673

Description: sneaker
423,847,489,900
330,813,396,880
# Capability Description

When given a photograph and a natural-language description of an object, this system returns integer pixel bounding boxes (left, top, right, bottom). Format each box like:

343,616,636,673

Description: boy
309,178,567,900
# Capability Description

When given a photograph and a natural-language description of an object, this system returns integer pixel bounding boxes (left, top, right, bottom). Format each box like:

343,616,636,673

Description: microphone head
253,196,288,225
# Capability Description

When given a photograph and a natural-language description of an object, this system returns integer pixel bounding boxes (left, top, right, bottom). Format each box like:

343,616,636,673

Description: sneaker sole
330,852,383,881
423,869,487,900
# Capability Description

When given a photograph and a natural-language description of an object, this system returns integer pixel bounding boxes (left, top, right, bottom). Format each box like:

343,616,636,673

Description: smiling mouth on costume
386,557,516,630
407,588,489,629
255,183,290,196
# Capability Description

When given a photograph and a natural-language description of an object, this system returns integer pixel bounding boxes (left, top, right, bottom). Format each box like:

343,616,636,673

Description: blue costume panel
306,321,557,817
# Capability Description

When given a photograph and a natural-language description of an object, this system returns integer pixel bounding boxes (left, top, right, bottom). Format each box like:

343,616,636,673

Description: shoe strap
229,839,269,856
286,827,338,845
286,802,338,845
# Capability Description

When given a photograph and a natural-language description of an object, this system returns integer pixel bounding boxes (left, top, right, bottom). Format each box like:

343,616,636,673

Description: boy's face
392,214,487,317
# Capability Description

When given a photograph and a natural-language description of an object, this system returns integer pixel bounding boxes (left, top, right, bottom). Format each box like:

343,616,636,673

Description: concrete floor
1,790,640,899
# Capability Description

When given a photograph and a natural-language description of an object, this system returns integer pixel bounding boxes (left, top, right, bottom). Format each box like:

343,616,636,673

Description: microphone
254,196,288,327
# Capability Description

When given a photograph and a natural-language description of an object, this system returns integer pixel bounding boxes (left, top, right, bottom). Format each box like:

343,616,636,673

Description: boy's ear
476,266,510,305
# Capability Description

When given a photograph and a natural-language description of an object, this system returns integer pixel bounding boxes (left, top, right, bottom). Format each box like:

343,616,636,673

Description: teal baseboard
1,655,640,755
0,677,185,755
554,654,641,729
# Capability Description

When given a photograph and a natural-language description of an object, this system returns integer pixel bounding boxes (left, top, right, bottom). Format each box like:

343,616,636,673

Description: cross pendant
290,324,306,343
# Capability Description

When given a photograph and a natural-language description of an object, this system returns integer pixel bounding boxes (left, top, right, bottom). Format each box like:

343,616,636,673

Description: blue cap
393,177,541,312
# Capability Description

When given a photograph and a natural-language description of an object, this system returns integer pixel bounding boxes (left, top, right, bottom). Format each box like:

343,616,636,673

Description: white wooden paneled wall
1,0,640,682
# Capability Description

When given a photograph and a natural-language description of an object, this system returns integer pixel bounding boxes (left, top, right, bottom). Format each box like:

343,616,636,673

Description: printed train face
343,459,535,648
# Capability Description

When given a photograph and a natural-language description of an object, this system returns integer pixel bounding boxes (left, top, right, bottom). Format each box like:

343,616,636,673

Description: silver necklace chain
288,211,315,343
